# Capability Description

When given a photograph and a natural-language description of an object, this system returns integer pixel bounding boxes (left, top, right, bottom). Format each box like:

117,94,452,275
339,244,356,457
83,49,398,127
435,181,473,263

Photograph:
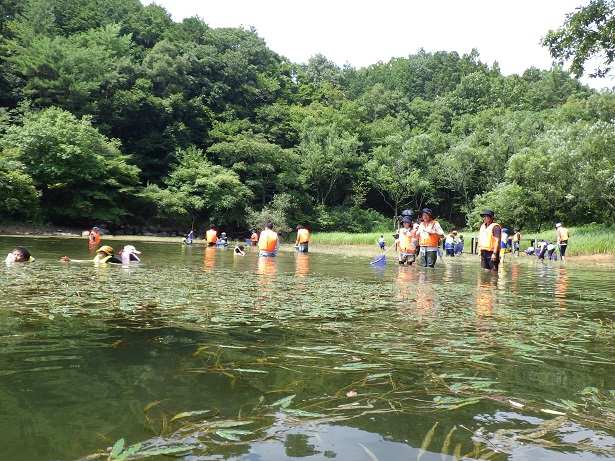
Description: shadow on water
0,237,614,460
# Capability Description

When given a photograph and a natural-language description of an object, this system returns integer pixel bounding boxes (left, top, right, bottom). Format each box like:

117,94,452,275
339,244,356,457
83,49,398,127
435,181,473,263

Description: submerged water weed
75,336,615,460
3,248,615,460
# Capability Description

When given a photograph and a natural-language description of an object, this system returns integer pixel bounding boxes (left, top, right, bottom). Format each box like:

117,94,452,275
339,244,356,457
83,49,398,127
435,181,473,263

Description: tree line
1,0,614,234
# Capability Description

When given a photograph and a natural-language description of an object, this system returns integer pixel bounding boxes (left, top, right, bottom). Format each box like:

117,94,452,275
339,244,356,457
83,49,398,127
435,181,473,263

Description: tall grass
523,224,615,256
311,231,395,246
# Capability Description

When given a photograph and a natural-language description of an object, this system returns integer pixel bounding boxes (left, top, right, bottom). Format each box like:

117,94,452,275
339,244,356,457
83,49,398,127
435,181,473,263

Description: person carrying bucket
396,216,418,265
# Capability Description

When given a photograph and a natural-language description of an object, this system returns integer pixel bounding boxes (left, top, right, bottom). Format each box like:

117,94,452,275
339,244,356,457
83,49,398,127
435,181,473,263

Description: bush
314,206,390,233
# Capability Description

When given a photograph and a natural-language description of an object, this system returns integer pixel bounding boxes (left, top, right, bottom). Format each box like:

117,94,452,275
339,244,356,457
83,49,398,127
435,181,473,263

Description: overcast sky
142,1,611,90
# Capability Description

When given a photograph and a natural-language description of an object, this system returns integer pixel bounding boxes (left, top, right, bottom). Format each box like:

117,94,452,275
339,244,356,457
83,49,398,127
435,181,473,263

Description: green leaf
169,410,211,422
271,394,296,408
115,443,142,460
109,438,125,459
209,420,253,428
215,429,252,441
140,446,191,456
579,387,600,395
285,409,326,417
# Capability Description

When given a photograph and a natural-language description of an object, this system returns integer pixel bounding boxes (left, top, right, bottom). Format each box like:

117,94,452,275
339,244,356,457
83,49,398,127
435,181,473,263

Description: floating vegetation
2,243,615,460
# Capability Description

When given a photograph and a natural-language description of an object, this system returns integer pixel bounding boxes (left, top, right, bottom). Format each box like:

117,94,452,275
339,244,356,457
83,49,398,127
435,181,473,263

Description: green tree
6,22,134,115
365,131,441,216
0,158,40,221
296,104,363,206
207,131,300,205
0,107,140,223
159,145,254,227
543,0,615,77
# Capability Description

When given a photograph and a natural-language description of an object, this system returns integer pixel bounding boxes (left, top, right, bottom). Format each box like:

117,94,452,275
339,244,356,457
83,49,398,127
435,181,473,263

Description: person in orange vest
417,208,444,267
258,222,279,257
205,224,218,247
477,209,502,271
250,229,259,246
396,216,418,265
512,228,521,256
89,227,100,245
295,225,310,253
555,222,570,262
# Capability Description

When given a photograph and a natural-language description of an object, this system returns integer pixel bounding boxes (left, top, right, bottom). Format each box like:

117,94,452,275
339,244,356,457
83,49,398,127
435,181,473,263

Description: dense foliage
1,0,613,232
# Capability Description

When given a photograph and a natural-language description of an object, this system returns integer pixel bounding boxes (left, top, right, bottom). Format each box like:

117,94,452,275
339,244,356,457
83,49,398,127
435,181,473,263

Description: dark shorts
399,252,416,265
297,242,309,253
559,242,568,256
480,250,499,270
419,250,438,268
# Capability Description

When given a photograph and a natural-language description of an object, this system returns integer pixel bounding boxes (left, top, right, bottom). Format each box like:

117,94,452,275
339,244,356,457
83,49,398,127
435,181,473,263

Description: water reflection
476,272,499,317
294,253,309,278
203,246,216,272
555,267,569,310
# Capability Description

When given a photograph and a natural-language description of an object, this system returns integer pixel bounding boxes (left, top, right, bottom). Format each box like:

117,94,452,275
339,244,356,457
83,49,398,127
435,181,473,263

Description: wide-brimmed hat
401,209,415,217
480,209,495,218
555,223,562,228
420,208,433,217
401,216,413,224
122,245,140,254
502,228,508,233
97,245,114,255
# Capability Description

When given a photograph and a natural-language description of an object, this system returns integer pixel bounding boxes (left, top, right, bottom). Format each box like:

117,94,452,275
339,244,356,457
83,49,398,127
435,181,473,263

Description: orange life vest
418,221,441,247
206,229,218,244
259,229,278,252
89,232,100,244
558,227,569,241
478,222,502,252
399,227,417,253
513,232,521,243
250,232,259,243
296,228,310,244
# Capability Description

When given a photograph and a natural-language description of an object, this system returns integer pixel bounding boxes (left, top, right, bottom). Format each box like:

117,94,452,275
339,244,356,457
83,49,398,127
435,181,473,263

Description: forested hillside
1,0,613,233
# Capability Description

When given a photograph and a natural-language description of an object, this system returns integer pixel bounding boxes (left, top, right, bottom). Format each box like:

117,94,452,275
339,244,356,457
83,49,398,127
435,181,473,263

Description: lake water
1,236,614,461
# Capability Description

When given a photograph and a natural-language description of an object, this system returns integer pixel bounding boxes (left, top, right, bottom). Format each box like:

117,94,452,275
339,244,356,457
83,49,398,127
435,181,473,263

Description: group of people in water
523,223,570,262
5,214,569,272
185,222,311,258
388,208,569,271
5,222,312,265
